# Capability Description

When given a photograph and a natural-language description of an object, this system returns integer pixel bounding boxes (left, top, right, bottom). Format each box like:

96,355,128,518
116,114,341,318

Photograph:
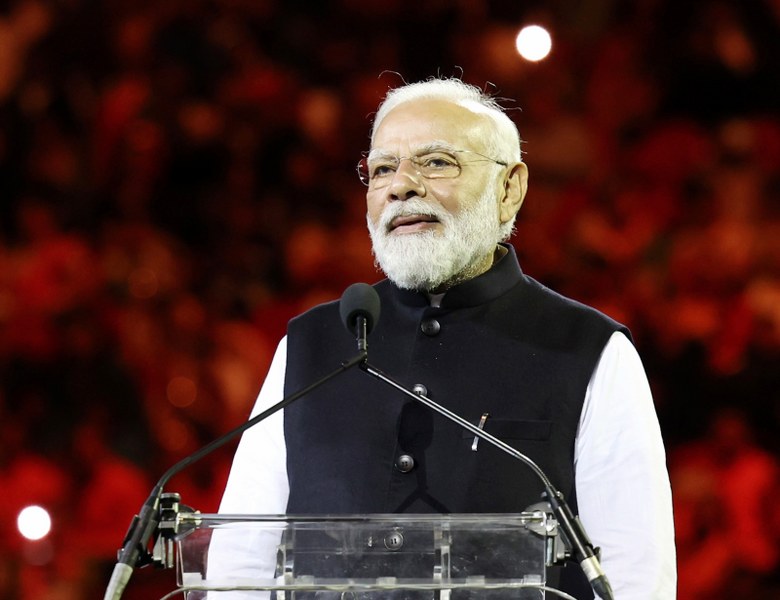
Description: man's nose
387,159,426,200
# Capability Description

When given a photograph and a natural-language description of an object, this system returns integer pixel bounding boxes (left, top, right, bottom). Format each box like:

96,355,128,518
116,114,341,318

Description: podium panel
173,512,559,599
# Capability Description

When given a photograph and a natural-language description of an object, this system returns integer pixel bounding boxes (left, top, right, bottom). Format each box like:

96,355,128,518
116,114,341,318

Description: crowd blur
0,1,778,598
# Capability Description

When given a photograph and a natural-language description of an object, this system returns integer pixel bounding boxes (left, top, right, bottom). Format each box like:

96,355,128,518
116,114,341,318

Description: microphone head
339,283,380,336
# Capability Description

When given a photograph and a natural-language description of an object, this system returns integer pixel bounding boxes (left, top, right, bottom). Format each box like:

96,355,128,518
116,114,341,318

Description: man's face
365,99,509,291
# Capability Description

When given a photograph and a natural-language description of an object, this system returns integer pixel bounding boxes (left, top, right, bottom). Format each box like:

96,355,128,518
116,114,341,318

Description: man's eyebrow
368,141,460,161
367,149,397,161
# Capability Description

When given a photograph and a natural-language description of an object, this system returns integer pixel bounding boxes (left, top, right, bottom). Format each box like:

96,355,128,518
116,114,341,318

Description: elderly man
212,77,676,599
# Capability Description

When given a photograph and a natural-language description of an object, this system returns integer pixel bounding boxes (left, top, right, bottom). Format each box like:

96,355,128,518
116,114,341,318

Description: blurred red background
1,1,779,598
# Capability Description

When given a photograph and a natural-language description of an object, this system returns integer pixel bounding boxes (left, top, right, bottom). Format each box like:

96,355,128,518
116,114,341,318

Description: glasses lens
417,153,461,179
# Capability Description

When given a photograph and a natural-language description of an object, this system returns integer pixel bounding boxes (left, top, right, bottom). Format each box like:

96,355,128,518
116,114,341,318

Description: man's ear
499,162,529,225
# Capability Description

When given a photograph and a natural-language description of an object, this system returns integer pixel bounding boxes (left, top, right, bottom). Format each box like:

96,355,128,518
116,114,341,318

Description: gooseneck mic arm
359,361,614,600
104,283,380,600
104,352,366,600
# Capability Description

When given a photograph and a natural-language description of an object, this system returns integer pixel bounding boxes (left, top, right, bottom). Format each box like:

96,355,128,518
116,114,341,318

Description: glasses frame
356,149,508,188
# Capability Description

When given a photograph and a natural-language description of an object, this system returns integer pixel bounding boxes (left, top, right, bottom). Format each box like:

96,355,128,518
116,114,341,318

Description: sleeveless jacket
283,244,628,597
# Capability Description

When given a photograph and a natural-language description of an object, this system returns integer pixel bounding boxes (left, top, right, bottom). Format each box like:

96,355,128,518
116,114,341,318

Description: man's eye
420,155,457,169
371,163,397,178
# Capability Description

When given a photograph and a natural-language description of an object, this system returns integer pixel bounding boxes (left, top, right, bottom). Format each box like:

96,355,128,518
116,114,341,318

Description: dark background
1,0,779,597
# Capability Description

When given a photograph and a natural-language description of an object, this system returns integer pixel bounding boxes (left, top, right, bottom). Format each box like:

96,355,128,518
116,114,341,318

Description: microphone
339,282,381,352
103,283,376,600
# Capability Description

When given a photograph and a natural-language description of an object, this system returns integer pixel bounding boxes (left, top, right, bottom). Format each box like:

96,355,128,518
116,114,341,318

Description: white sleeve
205,336,290,597
575,331,677,599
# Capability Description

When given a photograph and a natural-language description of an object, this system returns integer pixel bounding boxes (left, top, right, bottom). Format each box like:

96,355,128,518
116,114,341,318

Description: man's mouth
388,214,440,234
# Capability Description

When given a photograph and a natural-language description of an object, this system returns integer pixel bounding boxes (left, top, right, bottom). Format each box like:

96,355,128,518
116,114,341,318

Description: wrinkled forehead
370,98,492,155
367,140,461,162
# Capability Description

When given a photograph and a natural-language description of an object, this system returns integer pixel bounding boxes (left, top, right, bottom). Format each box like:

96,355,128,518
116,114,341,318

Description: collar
390,243,524,309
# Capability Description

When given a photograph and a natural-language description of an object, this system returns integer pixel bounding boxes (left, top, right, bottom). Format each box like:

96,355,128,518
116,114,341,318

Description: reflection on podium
164,509,568,599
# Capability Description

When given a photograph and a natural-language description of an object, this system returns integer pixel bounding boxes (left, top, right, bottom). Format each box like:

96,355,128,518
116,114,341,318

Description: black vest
283,245,628,597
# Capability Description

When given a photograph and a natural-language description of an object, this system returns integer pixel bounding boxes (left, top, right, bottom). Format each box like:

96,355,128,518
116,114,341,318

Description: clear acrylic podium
165,510,565,599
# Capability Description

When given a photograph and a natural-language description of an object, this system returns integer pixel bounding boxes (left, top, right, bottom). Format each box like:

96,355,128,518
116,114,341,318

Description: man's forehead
371,99,487,153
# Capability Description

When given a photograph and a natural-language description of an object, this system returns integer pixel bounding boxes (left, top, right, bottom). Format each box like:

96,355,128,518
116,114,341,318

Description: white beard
367,190,503,291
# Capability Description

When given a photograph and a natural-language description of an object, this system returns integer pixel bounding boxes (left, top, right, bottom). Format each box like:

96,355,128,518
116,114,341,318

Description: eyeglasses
357,149,508,188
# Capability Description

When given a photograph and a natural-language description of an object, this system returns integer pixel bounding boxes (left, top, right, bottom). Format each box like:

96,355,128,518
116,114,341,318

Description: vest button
412,383,428,396
420,318,441,336
395,454,415,473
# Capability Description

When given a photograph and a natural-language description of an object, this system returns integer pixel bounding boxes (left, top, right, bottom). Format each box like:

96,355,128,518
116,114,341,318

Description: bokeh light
17,506,52,541
167,375,198,408
515,25,552,62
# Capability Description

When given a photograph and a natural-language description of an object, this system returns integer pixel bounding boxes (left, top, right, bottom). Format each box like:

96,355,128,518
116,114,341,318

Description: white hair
370,77,524,165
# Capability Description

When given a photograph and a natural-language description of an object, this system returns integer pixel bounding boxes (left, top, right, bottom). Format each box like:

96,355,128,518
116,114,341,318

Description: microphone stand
359,360,615,600
103,350,367,600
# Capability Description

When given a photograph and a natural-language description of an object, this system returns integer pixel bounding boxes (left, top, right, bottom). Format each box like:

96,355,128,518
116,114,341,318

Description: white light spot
515,25,552,62
17,505,52,541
